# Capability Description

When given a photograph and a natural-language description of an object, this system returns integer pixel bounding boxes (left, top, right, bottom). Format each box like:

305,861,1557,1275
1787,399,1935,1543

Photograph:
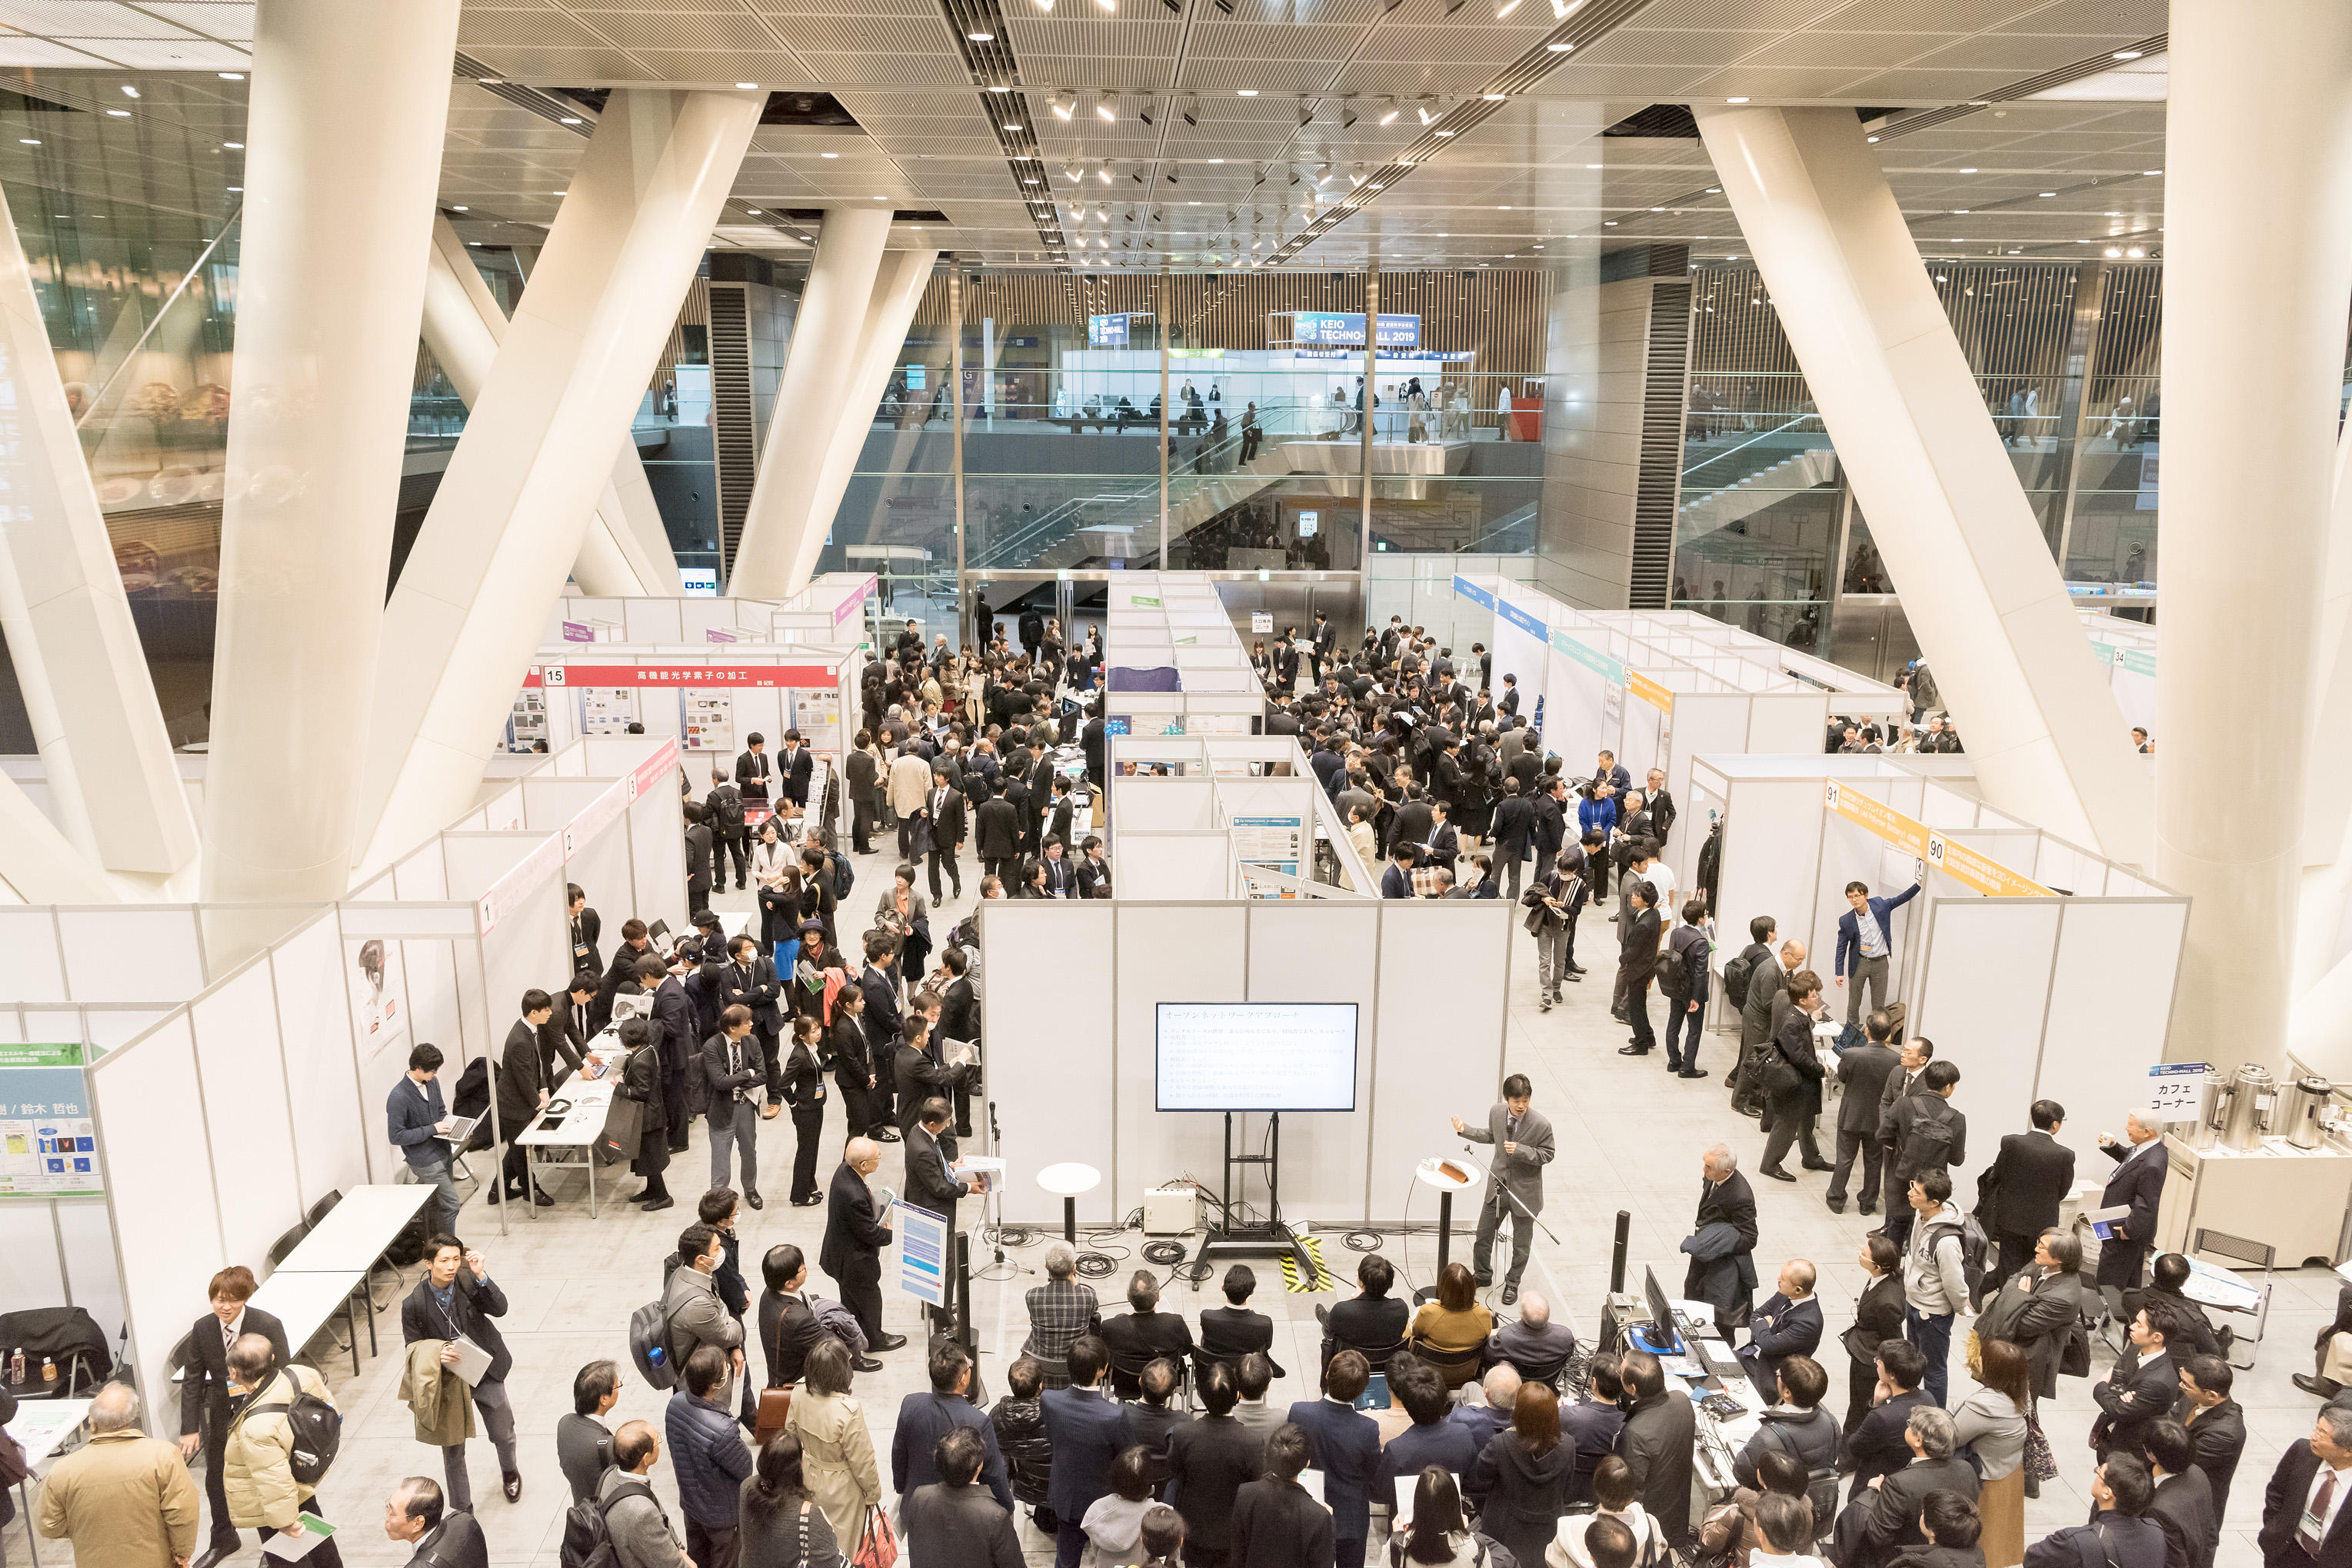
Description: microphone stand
1458,1144,1562,1299
978,1097,1033,1280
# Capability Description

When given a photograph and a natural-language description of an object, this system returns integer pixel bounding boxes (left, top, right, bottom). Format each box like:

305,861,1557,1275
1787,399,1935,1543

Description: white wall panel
2035,901,2189,1167
1112,780,1218,831
189,963,298,1268
628,790,689,937
272,914,375,1197
392,842,449,901
1744,693,1833,755
1118,836,1233,899
1245,904,1379,1221
91,1014,223,1427
0,1205,65,1317
83,1009,168,1054
58,909,206,1002
55,1197,123,1343
519,778,608,831
1116,905,1248,1223
1712,780,1825,986
1369,902,1511,1221
1913,899,2060,1160
981,903,1117,1225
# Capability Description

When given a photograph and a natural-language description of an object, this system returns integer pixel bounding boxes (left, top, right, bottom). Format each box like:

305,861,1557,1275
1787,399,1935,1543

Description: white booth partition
772,571,879,645
2082,611,2158,737
1693,754,2185,1170
548,594,785,648
980,897,1509,1227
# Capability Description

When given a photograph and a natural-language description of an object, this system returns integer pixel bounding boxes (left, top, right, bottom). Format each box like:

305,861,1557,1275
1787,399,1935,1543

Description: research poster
578,687,635,736
347,936,408,1055
680,691,735,753
898,1203,949,1307
0,1044,102,1198
1231,814,1303,877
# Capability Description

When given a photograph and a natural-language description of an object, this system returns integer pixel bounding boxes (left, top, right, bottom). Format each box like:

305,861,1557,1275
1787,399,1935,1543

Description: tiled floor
8,839,2336,1566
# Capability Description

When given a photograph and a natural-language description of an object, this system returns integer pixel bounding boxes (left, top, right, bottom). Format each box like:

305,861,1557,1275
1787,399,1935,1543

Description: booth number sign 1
0,1044,102,1198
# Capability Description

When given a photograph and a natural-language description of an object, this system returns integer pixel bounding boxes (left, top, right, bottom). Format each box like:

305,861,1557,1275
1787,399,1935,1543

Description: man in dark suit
1075,835,1112,899
2147,1419,2218,1568
705,768,749,891
1874,1036,1935,1248
2097,1110,2171,1301
1038,838,1078,898
2126,1255,2223,1363
1737,1260,1826,1405
1317,1255,1411,1374
1842,1340,1929,1503
891,1339,1014,1513
1827,1010,1901,1216
493,990,555,1207
2180,1355,2247,1552
1198,1264,1285,1383
820,1139,906,1353
1843,1405,1977,1568
2096,1303,2184,1460
1684,1143,1761,1334
540,973,598,1088
1378,1354,1482,1486
1169,1363,1266,1564
1989,1098,2077,1283
924,768,967,902
1101,1270,1196,1399
591,918,657,1034
735,732,774,804
1491,779,1537,901
2257,1407,2352,1568
901,1427,1025,1568
756,1242,839,1382
1124,1360,1188,1489
1232,1423,1335,1567
1735,931,1795,1122
1287,1350,1381,1568
1617,1350,1697,1542
859,935,904,1134
895,1024,968,1153
715,936,784,1105
904,1097,984,1333
1042,1336,1130,1568
180,1267,292,1568
645,957,698,1153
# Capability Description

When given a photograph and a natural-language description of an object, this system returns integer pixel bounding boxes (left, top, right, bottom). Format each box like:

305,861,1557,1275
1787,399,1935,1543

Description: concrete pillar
201,0,461,908
0,780,114,903
355,90,760,874
420,215,682,596
1693,105,2150,862
725,206,894,598
794,248,938,597
0,181,196,886
2157,0,2352,1074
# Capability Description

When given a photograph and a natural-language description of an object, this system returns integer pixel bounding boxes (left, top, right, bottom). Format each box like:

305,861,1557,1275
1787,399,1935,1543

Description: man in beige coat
221,1335,341,1560
36,1383,201,1568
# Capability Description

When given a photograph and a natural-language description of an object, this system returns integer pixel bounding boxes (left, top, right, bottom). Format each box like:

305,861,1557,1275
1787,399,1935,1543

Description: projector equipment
1143,1184,1202,1235
1610,1208,1631,1293
1599,1292,1645,1354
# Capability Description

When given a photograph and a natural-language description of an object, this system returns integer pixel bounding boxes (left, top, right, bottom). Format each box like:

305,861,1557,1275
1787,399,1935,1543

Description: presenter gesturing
1451,1073,1556,1305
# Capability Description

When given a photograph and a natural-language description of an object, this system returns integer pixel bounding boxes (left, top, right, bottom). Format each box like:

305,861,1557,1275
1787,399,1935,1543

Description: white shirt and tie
2300,1458,2350,1554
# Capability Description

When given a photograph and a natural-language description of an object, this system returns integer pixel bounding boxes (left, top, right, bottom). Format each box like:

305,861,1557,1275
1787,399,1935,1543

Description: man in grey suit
1453,1073,1556,1306
1873,1037,1936,1250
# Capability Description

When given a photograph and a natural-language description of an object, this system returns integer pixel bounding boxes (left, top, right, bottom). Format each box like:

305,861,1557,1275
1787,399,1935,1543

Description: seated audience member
1101,1270,1195,1400
2022,1455,2164,1568
1487,1290,1579,1383
1754,1492,1831,1568
1198,1264,1286,1381
1408,1263,1497,1387
1888,1490,1986,1568
1451,1363,1523,1453
1321,1256,1412,1375
1233,1353,1284,1444
1023,1243,1103,1391
990,1356,1055,1536
1731,1357,1841,1533
1738,1260,1825,1406
1378,1353,1484,1486
1564,1352,1629,1505
1695,1449,1809,1568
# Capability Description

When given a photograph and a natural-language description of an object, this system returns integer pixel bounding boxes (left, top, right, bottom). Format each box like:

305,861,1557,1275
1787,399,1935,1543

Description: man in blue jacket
665,1345,752,1568
1041,1336,1128,1568
891,1340,1014,1513
1288,1349,1383,1568
385,1042,461,1236
1835,874,1922,1027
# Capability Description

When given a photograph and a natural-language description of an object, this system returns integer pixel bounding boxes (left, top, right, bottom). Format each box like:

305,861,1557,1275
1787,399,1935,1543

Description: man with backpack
1658,897,1712,1080
222,1334,344,1564
704,770,748,892
585,1421,693,1568
1826,1012,1902,1217
1886,1061,1967,1243
1901,1170,1973,1409
2023,1453,2166,1568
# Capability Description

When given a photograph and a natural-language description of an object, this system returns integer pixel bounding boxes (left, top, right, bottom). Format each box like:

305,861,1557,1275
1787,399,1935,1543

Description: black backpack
1899,1100,1961,1179
1721,947,1760,1011
628,1296,677,1390
829,851,855,901
242,1376,342,1487
560,1478,658,1568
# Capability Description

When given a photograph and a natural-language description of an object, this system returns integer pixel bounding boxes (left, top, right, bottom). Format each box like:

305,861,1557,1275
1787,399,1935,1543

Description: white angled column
793,247,938,594
725,206,894,598
0,183,195,887
355,90,760,873
201,0,461,908
2159,0,2352,1074
1694,105,2149,862
420,215,682,596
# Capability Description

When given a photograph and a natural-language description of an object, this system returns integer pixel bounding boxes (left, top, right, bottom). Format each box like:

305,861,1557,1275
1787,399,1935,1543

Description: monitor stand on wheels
1190,1110,1318,1283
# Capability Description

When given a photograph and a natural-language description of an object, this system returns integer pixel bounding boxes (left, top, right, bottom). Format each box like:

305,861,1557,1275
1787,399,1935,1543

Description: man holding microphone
1452,1074,1556,1307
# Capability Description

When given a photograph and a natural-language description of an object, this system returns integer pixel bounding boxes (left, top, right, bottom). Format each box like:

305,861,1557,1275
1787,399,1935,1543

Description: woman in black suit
615,1016,671,1211
1844,1233,1908,1433
783,1014,830,1207
399,1235,519,1509
830,982,879,1140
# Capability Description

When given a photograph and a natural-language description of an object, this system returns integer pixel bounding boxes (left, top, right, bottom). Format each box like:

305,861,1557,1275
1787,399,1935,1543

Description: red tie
2302,1470,2336,1557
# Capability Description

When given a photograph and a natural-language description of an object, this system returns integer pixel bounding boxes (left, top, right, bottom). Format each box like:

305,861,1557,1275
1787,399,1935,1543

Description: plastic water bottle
7,1347,21,1386
648,1345,665,1370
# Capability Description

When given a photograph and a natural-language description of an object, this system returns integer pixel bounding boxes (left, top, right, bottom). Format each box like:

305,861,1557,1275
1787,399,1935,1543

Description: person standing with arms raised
1452,1074,1555,1308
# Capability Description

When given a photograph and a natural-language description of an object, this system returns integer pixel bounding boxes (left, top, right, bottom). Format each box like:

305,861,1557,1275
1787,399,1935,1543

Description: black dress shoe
2297,1373,2344,1400
1801,1159,1834,1172
875,1127,902,1143
1857,1201,1877,1215
854,1357,885,1373
504,1471,522,1502
1678,1068,1710,1080
192,1543,237,1568
644,1196,675,1211
793,1195,824,1207
530,1189,555,1207
1499,1283,1519,1307
1618,1044,1650,1056
871,1332,909,1352
1825,1197,1847,1213
1760,1165,1797,1183
745,1191,764,1210
1569,963,1588,974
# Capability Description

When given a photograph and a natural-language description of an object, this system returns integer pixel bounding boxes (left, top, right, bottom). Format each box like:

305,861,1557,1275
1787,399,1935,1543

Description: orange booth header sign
1823,780,2053,899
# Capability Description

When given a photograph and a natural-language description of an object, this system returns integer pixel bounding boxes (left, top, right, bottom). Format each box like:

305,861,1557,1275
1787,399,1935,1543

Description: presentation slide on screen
1156,1002,1358,1112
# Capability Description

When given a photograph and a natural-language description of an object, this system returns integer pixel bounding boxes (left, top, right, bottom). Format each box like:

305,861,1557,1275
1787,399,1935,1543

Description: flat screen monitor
1154,1001,1358,1112
1642,1265,1681,1348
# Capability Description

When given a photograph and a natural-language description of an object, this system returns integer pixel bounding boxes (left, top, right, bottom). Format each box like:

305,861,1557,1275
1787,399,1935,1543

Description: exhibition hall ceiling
0,0,2167,269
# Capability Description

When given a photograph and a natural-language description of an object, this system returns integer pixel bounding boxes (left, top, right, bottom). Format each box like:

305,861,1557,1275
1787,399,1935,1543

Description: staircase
1677,447,1840,538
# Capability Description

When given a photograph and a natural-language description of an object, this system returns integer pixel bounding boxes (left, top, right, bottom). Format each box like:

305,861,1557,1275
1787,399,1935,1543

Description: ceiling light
1953,208,1969,214
1237,88,1257,96
2144,169,2162,175
1099,164,1113,182
218,72,243,80
105,108,128,116
119,85,138,98
1181,100,1198,126
560,115,583,124
1208,157,1224,163
988,82,1012,91
224,141,243,149
553,189,567,195
16,138,36,145
736,82,759,89
1483,92,1507,100
1547,41,1571,50
226,185,242,191
1051,92,1074,119
452,205,469,211
874,194,885,198
1867,135,1879,143
1725,97,1749,104
2113,49,2141,58
2104,246,2122,257
1498,204,1510,209
744,207,760,214
1005,122,1024,131
1097,98,1117,121
968,28,994,38
1959,167,1977,173
822,151,838,157
2126,247,2144,258
1434,129,1454,135
1380,97,1399,124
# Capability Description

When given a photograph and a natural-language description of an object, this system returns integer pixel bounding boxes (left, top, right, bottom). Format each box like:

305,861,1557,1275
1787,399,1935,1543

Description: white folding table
4,1397,94,1568
517,1074,621,1218
251,1267,371,1379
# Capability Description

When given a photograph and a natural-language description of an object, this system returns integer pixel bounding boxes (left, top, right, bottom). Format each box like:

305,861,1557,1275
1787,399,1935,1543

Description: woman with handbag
829,984,882,1144
875,867,931,982
739,1431,845,1568
1844,1235,1908,1435
753,821,798,950
783,1016,830,1208
1756,970,1829,1180
782,1340,882,1555
616,1017,674,1211
1951,1337,2030,1568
